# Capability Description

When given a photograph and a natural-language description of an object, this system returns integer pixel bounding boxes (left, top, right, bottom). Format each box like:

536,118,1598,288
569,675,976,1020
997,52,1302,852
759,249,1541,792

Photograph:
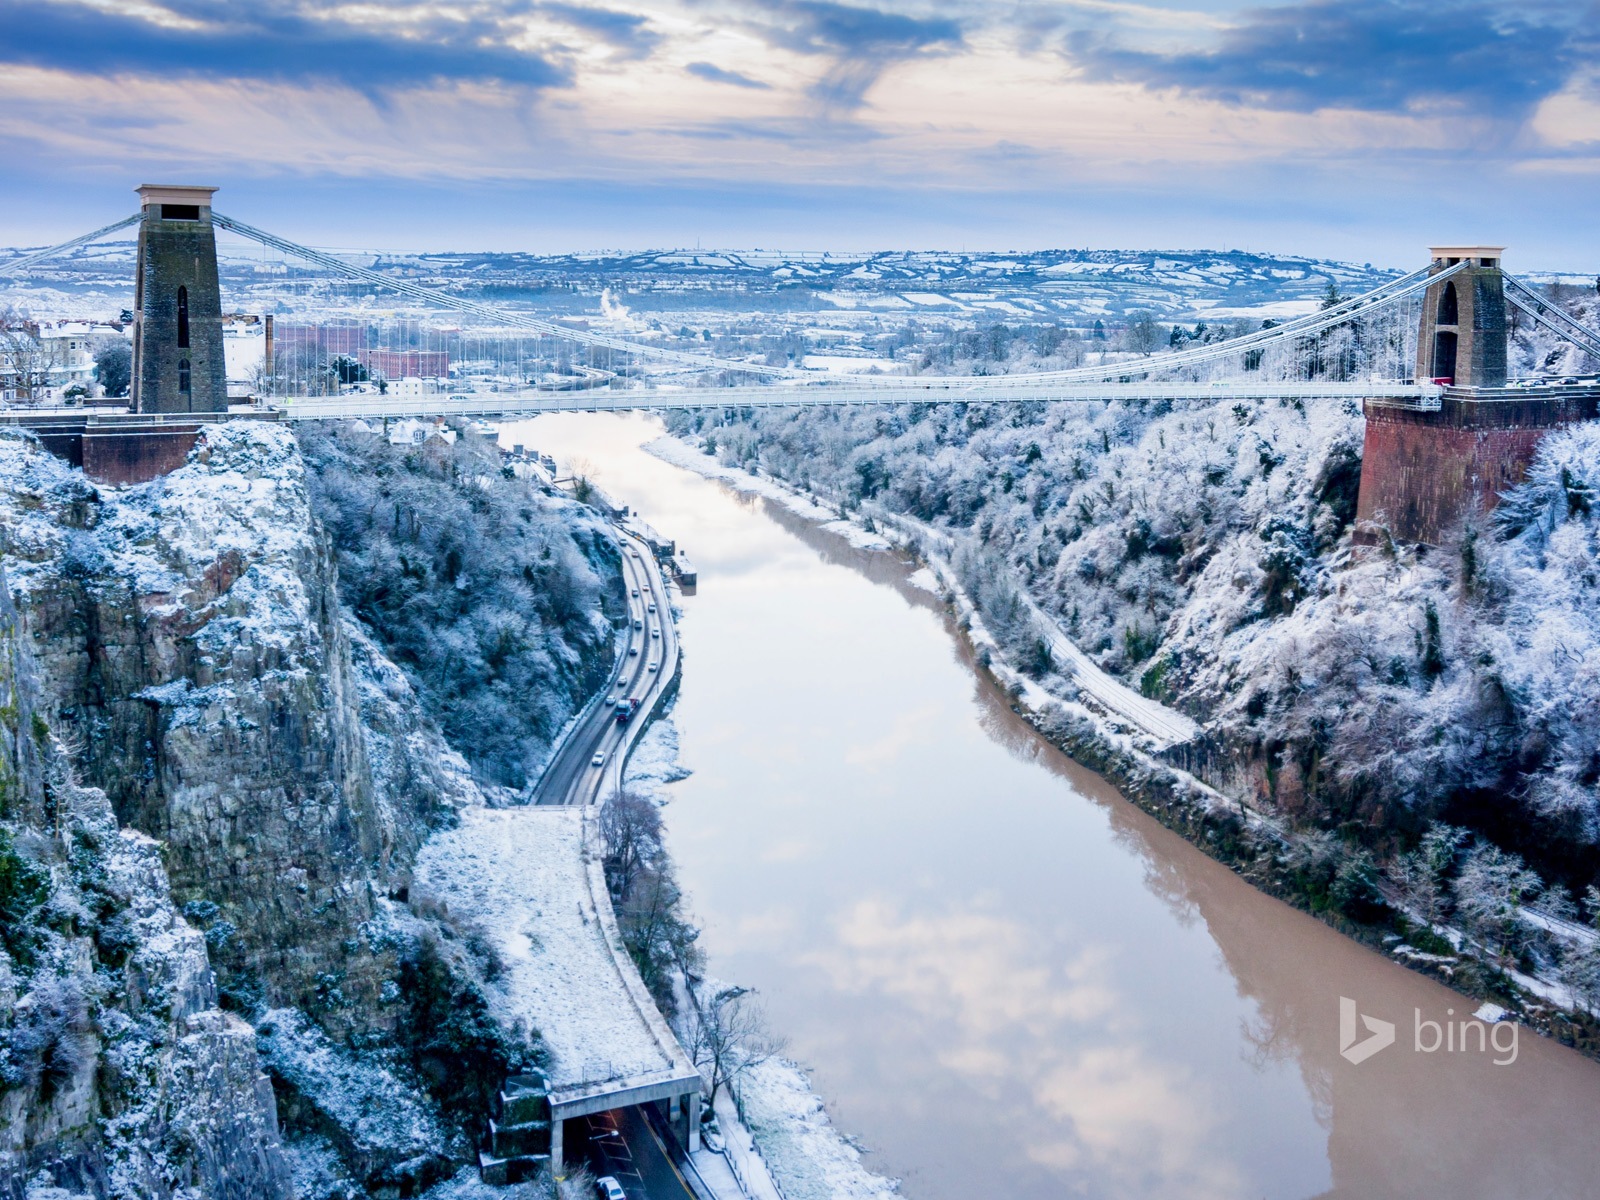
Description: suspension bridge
3,185,1598,543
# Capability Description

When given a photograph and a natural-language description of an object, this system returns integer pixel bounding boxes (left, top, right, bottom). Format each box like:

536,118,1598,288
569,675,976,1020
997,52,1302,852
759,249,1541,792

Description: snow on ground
1025,587,1201,748
420,1165,546,1199
19,1174,95,1200
0,422,320,635
283,1135,363,1200
800,354,903,374
623,716,691,801
733,1060,899,1200
412,807,679,1090
257,1008,444,1162
692,1088,784,1200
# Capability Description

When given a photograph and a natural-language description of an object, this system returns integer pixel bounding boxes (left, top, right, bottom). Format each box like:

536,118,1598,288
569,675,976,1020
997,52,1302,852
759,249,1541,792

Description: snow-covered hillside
666,344,1600,1011
1,240,1403,326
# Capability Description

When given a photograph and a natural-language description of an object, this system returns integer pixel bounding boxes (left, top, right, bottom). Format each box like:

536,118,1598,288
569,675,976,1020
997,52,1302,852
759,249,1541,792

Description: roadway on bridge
277,377,1437,422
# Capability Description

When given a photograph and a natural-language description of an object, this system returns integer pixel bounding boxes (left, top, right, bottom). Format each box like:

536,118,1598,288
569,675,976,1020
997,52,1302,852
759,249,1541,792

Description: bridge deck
273,379,1437,420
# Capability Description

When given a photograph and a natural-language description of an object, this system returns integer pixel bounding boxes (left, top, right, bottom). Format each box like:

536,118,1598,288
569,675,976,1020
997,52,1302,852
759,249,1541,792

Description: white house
386,417,458,447
2,319,118,402
37,322,99,395
389,376,440,398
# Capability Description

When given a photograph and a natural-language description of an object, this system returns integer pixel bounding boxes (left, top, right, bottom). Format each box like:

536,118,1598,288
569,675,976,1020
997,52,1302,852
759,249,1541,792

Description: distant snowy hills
371,246,1401,324
6,239,1589,330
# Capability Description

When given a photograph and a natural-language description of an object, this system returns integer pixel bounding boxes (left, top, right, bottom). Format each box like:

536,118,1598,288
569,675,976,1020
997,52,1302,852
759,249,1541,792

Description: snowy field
413,807,682,1090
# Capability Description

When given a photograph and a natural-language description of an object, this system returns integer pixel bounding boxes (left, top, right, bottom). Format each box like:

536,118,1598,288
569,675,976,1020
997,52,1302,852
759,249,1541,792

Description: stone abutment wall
1355,390,1600,544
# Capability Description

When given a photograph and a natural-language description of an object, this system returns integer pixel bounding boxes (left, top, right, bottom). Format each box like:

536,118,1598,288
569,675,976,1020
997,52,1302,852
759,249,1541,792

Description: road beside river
509,412,1600,1200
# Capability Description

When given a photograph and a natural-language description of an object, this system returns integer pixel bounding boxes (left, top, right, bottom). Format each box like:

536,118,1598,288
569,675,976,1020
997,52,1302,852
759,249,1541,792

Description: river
504,412,1600,1200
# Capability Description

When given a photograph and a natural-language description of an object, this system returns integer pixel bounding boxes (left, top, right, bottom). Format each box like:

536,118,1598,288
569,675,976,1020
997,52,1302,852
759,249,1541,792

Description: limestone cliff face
0,562,291,1199
0,422,529,1196
0,424,459,1034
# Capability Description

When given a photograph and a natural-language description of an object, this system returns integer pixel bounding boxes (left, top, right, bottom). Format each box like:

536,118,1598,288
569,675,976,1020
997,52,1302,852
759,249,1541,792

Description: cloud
1069,0,1588,118
541,3,661,59
1531,70,1600,150
686,61,772,89
0,0,568,92
738,0,965,112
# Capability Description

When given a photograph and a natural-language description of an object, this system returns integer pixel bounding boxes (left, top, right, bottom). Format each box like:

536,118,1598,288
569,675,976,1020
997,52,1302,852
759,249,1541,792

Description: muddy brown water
505,412,1600,1200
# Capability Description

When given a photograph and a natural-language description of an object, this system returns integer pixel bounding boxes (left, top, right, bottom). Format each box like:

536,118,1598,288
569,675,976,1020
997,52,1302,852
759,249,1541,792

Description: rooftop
137,183,219,208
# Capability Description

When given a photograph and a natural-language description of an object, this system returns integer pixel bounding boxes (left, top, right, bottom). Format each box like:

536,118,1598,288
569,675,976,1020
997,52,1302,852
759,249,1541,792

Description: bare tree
1120,311,1163,356
1561,886,1600,1013
0,309,48,402
552,1162,596,1199
600,790,662,900
1560,942,1600,1013
601,789,701,1013
1452,842,1544,965
684,985,784,1111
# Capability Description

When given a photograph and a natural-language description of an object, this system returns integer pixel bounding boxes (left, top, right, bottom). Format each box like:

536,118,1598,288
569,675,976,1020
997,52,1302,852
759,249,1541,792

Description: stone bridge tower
1356,246,1597,544
131,184,227,414
1414,247,1507,386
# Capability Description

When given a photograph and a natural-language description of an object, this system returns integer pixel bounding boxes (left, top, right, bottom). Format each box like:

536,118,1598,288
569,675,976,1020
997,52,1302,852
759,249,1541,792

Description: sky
2,0,1598,267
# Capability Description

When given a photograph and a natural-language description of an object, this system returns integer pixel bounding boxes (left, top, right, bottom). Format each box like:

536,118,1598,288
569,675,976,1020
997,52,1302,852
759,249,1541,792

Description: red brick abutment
1355,386,1600,546
0,407,279,487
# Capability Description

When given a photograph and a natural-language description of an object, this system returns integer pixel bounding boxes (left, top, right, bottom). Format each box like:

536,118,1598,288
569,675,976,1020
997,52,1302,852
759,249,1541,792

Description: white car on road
591,752,605,767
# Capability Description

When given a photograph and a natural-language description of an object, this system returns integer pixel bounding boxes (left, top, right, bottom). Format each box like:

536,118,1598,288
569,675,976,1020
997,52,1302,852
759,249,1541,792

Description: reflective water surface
506,413,1600,1200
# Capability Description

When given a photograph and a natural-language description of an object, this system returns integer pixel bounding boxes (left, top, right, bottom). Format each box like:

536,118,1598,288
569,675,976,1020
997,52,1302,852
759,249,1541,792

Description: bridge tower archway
1431,330,1458,382
1437,280,1458,325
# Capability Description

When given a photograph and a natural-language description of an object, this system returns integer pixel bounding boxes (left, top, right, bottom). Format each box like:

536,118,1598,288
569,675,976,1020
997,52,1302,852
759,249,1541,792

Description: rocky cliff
0,554,290,1199
0,421,617,1197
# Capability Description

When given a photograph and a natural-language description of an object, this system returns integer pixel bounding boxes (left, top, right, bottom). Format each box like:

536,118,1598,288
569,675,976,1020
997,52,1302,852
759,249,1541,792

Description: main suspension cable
0,213,142,278
868,261,1465,389
1503,274,1600,363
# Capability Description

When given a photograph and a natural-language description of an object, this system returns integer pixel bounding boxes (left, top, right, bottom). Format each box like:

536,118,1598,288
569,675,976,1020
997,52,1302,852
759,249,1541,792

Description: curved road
531,519,696,1200
536,525,679,809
